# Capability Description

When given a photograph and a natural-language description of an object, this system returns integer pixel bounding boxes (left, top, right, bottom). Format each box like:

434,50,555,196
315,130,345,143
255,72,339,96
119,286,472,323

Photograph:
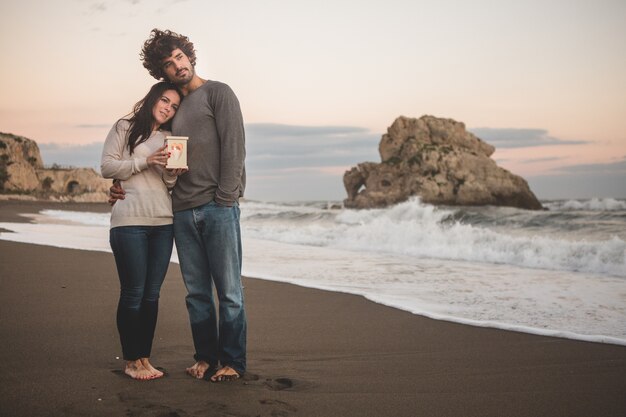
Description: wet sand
1,200,625,416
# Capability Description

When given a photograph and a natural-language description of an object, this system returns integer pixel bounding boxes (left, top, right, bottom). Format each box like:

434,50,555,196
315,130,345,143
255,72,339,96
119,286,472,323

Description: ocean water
1,197,625,345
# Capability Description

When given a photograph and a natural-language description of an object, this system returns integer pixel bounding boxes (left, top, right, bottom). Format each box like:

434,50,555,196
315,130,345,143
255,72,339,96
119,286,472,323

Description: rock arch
66,180,80,194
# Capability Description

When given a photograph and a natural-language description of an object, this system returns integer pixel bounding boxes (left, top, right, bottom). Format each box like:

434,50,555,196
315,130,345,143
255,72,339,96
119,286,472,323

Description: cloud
519,156,565,164
527,158,626,199
247,123,369,137
242,123,382,200
555,157,626,174
497,156,566,165
469,128,588,148
90,3,106,12
246,123,380,170
90,0,142,11
528,173,626,199
251,165,349,176
38,142,103,170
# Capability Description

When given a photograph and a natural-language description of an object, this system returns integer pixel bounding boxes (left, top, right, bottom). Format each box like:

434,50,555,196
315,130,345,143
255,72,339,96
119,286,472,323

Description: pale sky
1,0,625,201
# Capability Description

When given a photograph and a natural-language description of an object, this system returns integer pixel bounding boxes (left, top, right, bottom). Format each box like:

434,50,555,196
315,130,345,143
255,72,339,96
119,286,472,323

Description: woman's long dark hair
117,81,182,154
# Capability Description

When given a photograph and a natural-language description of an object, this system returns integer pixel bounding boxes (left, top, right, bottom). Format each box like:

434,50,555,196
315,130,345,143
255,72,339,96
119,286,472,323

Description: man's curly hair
141,29,197,80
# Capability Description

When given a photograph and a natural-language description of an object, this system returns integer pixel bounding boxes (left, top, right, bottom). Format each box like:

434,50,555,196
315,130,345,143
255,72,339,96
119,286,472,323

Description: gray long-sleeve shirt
171,80,246,211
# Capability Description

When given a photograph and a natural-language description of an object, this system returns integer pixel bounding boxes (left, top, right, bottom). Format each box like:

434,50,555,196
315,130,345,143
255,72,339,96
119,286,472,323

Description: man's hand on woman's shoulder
109,180,125,206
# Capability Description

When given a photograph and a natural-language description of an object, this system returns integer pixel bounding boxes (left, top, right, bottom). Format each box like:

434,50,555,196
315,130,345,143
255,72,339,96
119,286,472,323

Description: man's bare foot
186,361,210,379
140,358,164,379
210,366,241,382
124,360,153,380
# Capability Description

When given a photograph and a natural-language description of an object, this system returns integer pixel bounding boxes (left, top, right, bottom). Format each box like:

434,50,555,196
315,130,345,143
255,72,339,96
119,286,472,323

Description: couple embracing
100,29,246,383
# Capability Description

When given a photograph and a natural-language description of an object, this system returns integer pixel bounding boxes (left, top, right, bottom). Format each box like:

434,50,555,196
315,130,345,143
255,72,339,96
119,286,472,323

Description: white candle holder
165,136,189,169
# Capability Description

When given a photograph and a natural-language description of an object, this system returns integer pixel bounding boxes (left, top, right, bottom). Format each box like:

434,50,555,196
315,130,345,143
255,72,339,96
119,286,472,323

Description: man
110,29,247,382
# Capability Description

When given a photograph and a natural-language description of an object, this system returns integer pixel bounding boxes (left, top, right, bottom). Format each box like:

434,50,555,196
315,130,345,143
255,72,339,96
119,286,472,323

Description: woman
101,82,183,380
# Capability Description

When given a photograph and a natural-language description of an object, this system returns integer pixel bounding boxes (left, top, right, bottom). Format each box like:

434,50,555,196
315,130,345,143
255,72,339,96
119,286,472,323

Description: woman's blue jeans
110,224,174,361
174,201,247,375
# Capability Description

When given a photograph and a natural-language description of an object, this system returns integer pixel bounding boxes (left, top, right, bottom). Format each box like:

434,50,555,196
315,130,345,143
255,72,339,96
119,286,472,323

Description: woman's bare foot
186,360,210,379
124,360,153,380
140,358,164,379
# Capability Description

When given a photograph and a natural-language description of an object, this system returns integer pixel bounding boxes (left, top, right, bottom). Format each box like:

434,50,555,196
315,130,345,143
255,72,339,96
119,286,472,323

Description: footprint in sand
263,377,294,391
259,399,297,416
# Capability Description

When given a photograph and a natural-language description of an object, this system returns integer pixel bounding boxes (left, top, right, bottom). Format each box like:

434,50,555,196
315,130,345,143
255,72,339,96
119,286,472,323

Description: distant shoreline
0,198,110,224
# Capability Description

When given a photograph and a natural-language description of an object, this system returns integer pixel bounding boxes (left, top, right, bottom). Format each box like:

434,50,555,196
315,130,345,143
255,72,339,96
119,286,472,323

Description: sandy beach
1,200,625,417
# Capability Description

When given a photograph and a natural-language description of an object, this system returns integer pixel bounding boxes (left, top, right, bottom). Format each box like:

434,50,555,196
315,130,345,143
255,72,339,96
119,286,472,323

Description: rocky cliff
0,132,43,192
0,132,109,202
343,115,542,210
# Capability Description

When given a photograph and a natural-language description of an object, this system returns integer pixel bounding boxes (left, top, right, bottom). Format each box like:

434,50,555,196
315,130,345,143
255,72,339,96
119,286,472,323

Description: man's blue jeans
109,224,174,361
174,201,247,375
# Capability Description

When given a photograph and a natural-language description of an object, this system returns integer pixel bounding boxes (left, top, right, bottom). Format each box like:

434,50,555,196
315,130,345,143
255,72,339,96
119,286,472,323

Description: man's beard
173,67,194,84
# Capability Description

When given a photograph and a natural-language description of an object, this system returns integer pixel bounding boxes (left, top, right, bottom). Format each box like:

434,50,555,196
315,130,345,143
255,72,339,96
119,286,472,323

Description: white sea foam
242,199,626,277
39,209,111,226
242,238,626,346
544,197,626,211
1,202,625,346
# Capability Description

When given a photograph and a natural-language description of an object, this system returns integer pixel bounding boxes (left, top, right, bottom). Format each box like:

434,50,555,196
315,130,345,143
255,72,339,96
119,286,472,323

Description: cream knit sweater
100,120,175,229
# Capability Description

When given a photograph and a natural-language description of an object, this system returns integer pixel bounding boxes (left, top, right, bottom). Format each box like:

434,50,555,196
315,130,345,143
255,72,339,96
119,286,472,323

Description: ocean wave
544,198,626,211
37,200,626,277
242,198,626,277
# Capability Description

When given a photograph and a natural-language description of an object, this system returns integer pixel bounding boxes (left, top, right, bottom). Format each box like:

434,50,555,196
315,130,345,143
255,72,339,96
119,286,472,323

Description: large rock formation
0,132,43,192
0,132,109,201
343,115,542,210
